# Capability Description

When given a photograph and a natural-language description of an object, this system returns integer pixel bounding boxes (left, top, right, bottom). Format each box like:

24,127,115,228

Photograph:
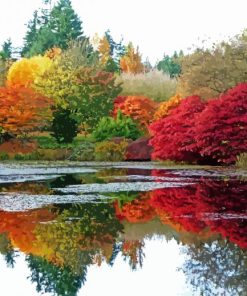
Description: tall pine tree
22,0,84,56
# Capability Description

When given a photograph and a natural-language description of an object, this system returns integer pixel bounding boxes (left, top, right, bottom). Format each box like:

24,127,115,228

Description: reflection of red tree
114,193,156,223
150,178,247,249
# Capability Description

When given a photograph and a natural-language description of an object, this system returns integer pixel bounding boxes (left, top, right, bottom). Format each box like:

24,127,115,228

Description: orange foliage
120,44,144,74
114,193,156,223
0,139,37,155
114,95,158,129
45,47,62,59
154,94,182,120
0,209,56,255
0,86,52,135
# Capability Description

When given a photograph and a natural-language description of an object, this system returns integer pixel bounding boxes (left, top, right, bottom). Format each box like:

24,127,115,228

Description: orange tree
0,86,52,137
120,43,144,74
113,95,158,131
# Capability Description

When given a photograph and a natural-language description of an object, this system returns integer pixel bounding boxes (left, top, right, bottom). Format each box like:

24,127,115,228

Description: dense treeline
0,0,246,165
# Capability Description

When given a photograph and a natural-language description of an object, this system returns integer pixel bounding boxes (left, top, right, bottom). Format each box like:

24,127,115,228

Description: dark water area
0,162,246,296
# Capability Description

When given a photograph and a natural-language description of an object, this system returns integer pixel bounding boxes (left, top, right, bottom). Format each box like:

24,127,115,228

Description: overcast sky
0,0,246,63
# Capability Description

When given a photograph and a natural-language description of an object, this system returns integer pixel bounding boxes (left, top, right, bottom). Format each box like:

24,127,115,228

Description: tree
177,32,247,99
51,108,78,143
115,95,158,130
22,11,39,57
157,51,182,78
0,86,52,136
98,35,111,65
49,0,84,49
120,43,144,74
149,95,206,162
7,56,52,87
22,0,84,56
0,39,12,60
189,83,247,164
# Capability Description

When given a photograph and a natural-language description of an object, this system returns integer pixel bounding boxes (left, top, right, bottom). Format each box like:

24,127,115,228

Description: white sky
0,0,246,64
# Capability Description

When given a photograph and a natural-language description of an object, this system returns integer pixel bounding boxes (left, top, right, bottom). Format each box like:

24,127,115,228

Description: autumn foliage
150,95,206,162
189,83,247,164
120,44,144,74
7,56,52,87
113,95,158,130
150,83,247,164
0,86,51,135
154,94,182,120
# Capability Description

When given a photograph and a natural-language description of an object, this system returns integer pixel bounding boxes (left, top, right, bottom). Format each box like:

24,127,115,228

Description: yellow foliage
120,43,144,74
98,36,111,65
7,56,52,87
154,94,182,120
95,140,128,161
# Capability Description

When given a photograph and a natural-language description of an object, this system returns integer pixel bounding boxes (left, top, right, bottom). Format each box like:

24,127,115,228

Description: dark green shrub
93,111,142,142
51,109,78,144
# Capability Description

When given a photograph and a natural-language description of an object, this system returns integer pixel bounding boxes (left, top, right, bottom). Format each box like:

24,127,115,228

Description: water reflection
0,164,246,295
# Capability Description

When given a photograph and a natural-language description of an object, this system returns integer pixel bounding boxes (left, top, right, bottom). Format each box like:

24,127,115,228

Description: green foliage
51,108,78,143
236,153,247,168
0,152,9,160
49,0,83,49
95,140,128,161
116,70,177,102
0,39,12,60
69,142,95,161
157,51,182,78
26,254,84,296
13,152,41,161
93,111,142,141
22,0,84,56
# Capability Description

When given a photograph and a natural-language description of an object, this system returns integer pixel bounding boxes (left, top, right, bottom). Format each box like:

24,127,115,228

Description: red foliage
112,96,127,117
0,86,52,136
190,83,247,164
149,96,206,162
150,176,247,249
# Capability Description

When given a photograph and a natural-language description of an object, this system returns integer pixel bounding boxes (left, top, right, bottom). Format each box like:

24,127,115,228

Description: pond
0,162,246,296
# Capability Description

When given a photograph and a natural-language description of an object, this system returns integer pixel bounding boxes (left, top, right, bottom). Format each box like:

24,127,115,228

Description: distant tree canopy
22,0,84,57
177,31,247,99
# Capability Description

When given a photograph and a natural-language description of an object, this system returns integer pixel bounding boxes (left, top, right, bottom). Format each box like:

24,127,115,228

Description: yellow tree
7,56,52,87
154,94,182,120
120,43,144,74
98,36,111,65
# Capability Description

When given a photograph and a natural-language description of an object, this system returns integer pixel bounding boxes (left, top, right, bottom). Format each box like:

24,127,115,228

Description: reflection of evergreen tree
0,233,18,268
26,254,84,296
181,240,247,296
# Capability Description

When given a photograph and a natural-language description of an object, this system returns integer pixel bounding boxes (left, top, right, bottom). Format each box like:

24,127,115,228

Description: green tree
22,11,39,57
0,39,12,60
49,0,83,49
26,254,85,296
22,0,84,56
157,51,182,78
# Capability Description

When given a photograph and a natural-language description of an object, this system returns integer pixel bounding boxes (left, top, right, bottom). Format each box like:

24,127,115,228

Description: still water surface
0,162,246,296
